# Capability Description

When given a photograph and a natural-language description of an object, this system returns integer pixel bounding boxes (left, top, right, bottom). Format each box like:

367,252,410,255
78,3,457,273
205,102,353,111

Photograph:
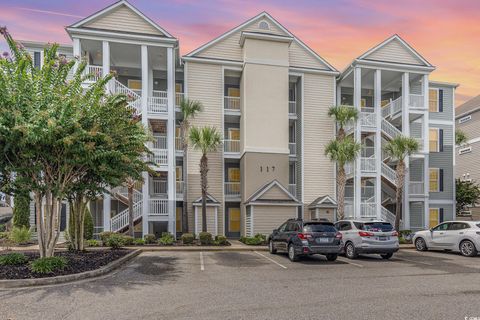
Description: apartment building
19,0,457,238
456,95,480,219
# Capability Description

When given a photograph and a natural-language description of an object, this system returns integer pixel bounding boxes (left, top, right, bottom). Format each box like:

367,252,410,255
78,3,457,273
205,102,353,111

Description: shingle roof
456,95,480,118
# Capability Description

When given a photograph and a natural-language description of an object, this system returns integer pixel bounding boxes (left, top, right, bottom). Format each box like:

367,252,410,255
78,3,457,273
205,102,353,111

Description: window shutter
439,129,444,152
439,169,444,192
438,90,444,112
439,208,444,223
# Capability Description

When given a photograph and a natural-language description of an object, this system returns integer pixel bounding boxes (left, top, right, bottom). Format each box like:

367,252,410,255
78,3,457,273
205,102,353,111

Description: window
278,222,288,232
429,89,439,112
335,222,351,231
176,166,182,181
228,167,240,182
259,21,270,30
304,223,336,233
429,128,439,152
33,51,41,69
228,128,240,141
175,82,183,93
227,87,240,97
355,222,394,232
429,168,440,192
128,79,142,90
431,221,449,231
448,222,469,231
459,146,472,155
459,115,471,124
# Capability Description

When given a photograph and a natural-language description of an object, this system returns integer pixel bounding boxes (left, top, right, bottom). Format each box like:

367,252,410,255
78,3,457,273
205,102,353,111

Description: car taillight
335,232,343,239
391,231,399,237
298,233,312,240
359,231,374,237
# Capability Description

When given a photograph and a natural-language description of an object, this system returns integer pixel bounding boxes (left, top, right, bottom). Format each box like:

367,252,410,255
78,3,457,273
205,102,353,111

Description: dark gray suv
268,219,343,262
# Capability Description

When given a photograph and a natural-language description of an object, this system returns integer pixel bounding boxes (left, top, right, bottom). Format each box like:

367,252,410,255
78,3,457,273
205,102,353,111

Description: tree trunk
337,166,346,220
395,161,406,231
182,122,189,234
36,191,61,258
69,196,87,251
128,184,134,237
200,154,208,232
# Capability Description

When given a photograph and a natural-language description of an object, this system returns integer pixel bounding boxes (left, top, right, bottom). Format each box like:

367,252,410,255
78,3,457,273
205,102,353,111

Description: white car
413,221,480,257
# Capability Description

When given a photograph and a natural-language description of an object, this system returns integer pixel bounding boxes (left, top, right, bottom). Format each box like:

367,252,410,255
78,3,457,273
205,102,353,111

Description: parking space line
254,251,287,269
337,257,364,268
200,252,205,271
393,257,433,266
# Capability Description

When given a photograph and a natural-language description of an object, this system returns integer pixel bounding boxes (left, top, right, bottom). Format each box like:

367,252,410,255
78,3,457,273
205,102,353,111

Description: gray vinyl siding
456,141,480,181
409,160,423,181
429,127,454,201
429,85,454,122
410,120,422,138
410,82,422,95
429,204,455,222
456,109,480,141
410,202,424,230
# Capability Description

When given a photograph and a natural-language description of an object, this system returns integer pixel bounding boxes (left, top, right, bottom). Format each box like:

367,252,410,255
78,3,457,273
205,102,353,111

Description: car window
341,222,352,231
285,222,296,232
354,222,393,232
448,222,469,231
278,222,288,232
304,223,337,233
432,223,449,231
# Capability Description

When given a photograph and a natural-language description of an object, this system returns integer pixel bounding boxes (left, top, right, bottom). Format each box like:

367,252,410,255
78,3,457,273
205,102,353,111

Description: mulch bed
0,249,131,280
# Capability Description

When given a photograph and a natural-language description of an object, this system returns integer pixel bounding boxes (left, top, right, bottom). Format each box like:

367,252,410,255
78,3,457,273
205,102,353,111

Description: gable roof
357,34,432,67
192,193,221,207
308,195,337,209
245,180,300,205
456,94,480,119
185,11,337,72
69,0,174,38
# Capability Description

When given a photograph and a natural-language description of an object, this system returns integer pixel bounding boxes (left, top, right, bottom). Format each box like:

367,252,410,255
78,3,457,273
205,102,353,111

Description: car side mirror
429,228,434,232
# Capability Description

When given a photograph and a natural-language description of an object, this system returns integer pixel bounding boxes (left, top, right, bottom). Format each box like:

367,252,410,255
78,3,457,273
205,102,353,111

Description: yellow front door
429,208,439,228
176,207,182,233
228,208,241,233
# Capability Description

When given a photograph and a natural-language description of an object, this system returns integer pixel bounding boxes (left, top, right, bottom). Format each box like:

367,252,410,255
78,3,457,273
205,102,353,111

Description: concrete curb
138,246,268,252
0,249,141,289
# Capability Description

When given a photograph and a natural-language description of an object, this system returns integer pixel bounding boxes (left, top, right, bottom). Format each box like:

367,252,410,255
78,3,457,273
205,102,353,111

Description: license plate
378,236,387,241
316,238,330,244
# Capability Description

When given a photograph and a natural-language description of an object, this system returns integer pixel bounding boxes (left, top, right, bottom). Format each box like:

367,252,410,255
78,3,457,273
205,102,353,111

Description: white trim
242,146,289,154
429,127,440,152
353,60,434,73
429,88,439,113
251,206,254,236
429,80,459,88
66,29,176,47
458,146,472,155
182,56,243,67
429,200,455,205
239,32,293,47
458,115,472,124
429,168,440,193
289,67,339,76
248,180,297,203
69,0,174,38
465,136,480,145
429,119,454,126
244,58,289,68
246,202,302,207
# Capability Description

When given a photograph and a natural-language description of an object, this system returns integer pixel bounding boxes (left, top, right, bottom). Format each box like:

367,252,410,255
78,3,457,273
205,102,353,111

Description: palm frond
324,137,361,167
328,105,358,129
189,126,222,154
383,135,419,161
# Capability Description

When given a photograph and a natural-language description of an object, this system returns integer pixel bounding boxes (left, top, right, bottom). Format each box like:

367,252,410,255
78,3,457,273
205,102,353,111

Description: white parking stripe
394,257,433,266
254,251,287,269
337,257,364,268
200,252,205,271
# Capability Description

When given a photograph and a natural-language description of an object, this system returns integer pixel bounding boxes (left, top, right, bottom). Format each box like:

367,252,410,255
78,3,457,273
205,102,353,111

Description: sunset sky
1,0,479,105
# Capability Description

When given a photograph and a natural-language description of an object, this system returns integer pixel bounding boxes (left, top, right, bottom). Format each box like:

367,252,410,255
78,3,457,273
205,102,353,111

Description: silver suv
335,220,399,259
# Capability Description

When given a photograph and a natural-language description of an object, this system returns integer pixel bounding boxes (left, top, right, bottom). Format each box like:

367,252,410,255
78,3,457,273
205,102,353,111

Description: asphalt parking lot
1,249,480,320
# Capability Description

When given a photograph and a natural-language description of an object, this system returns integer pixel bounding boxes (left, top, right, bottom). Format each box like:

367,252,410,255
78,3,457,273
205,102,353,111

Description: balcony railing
289,142,296,156
149,149,168,166
153,135,167,149
176,181,184,195
149,199,169,216
224,96,240,110
225,182,240,197
151,180,168,197
360,112,376,128
360,202,377,218
289,101,296,115
176,92,184,107
224,139,240,153
288,184,296,196
360,157,376,172
409,94,424,109
148,90,168,113
83,65,103,82
345,162,354,176
409,181,424,195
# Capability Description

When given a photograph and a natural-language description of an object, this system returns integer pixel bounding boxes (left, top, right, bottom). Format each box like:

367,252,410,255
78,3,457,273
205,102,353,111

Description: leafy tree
0,28,149,255
328,105,358,140
455,129,468,146
384,136,419,231
456,179,480,214
325,137,361,219
178,99,202,234
189,126,222,232
13,192,30,229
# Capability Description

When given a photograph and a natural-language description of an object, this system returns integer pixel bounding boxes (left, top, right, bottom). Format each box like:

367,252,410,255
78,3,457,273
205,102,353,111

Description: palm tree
384,136,419,231
325,137,361,219
189,126,222,232
178,98,202,234
328,105,359,140
455,129,468,146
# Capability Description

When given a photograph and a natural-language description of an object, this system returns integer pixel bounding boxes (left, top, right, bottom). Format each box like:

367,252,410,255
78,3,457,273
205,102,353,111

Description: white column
422,74,430,228
353,67,362,219
167,47,176,236
374,69,382,219
103,193,111,232
141,45,150,237
401,72,410,229
102,41,110,77
72,38,80,73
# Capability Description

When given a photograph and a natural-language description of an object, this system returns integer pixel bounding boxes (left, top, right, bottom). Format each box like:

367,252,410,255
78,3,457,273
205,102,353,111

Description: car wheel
269,240,277,254
345,242,358,259
380,253,393,259
326,254,338,261
288,244,299,262
460,240,478,257
415,238,428,251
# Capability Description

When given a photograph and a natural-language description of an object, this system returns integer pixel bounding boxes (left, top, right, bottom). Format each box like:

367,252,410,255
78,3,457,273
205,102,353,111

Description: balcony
409,181,425,196
176,92,184,107
289,142,296,156
360,110,376,129
360,202,377,218
175,137,182,152
224,139,240,153
176,181,184,196
289,101,296,116
151,180,168,197
224,96,240,111
409,94,425,109
147,90,168,114
360,157,376,173
149,149,168,167
225,182,240,198
149,199,169,216
83,65,103,82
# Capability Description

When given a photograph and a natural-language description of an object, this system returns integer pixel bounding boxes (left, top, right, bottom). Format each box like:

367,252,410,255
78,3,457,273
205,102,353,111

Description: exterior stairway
108,79,142,116
110,186,143,232
381,205,396,226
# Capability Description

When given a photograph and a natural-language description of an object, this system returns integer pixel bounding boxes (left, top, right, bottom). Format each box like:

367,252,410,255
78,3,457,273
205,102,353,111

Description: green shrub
9,226,31,244
158,232,175,245
13,193,30,229
214,235,228,246
0,231,8,239
122,235,135,246
0,252,28,265
99,231,114,243
198,232,213,245
253,233,266,243
30,256,68,274
181,233,194,245
240,234,266,245
83,209,94,240
144,234,156,244
0,224,5,232
105,233,125,249
133,238,145,246
86,239,100,247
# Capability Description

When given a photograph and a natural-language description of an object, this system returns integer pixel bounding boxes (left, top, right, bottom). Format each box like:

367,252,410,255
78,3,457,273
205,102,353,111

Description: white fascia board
289,67,339,76
66,28,176,47
354,59,435,73
239,32,293,47
181,56,244,67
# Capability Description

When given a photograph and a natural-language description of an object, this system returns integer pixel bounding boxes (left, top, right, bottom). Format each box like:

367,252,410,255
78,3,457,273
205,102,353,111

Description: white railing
149,149,168,166
360,157,376,172
288,184,296,196
225,182,240,197
151,180,168,196
176,181,184,195
153,135,167,149
345,162,354,176
149,199,169,216
381,206,396,225
112,186,142,204
391,96,403,116
224,96,240,110
381,119,401,139
381,162,397,185
344,201,355,219
110,201,142,232
175,137,182,151
224,139,240,153
382,99,392,118
360,112,376,128
409,94,424,109
289,142,296,155
176,92,184,107
148,90,168,113
409,181,424,195
109,79,142,116
289,101,296,115
83,65,103,82
360,202,377,218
